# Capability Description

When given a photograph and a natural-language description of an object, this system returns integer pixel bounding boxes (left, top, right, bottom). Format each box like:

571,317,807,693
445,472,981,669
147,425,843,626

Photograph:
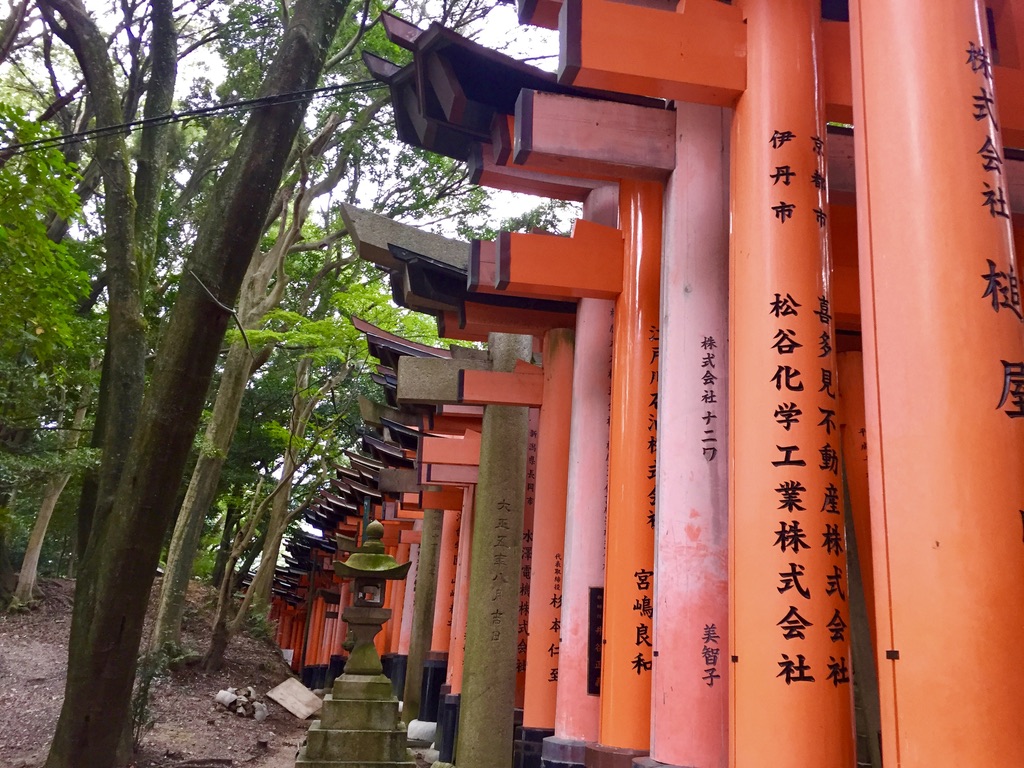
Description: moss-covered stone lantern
295,520,415,767
332,520,411,675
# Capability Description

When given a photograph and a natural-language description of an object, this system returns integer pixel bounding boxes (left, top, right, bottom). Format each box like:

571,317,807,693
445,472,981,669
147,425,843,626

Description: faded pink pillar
399,538,419,656
432,507,460,653
544,186,617,768
644,103,731,768
447,489,474,694
390,541,411,655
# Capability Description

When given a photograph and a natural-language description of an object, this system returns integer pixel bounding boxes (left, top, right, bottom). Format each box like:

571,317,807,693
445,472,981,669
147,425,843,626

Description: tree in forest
0,0,544,762
16,0,352,764
149,0,498,661
0,104,95,604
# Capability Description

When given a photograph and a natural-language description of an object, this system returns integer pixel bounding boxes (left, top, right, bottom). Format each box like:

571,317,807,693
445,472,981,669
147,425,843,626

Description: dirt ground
0,579,311,768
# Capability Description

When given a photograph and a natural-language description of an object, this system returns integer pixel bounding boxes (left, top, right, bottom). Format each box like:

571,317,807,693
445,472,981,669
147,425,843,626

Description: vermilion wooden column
432,507,460,653
849,1,1024,763
523,328,575,731
646,102,730,768
447,493,474,694
594,179,662,759
399,539,418,656
548,188,617,768
390,541,412,655
729,1,855,765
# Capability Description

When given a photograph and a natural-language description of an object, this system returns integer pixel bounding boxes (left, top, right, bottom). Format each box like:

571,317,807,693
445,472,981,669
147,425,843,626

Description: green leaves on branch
0,104,86,361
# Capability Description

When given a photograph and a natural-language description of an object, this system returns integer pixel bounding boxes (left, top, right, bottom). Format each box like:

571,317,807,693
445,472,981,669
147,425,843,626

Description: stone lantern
295,520,415,767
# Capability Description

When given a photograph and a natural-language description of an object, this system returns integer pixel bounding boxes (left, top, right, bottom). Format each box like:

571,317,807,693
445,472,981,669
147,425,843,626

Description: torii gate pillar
729,0,855,765
590,180,662,765
850,0,1024,763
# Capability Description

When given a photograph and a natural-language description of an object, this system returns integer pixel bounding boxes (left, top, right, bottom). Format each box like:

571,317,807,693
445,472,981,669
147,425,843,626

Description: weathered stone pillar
402,508,442,725
453,332,533,768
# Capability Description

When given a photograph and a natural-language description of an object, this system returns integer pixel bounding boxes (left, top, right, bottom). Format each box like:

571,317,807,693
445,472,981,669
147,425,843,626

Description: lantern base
295,671,415,767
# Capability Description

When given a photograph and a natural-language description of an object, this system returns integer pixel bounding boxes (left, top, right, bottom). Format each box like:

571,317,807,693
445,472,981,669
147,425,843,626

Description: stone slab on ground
267,677,323,720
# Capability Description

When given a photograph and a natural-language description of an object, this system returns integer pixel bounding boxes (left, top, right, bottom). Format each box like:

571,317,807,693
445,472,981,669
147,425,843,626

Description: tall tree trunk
42,1,347,764
210,500,240,589
151,187,292,653
233,525,268,593
15,475,71,602
150,342,258,653
14,384,92,604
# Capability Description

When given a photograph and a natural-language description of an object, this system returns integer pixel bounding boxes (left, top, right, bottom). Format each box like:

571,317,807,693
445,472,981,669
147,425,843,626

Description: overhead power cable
2,79,387,157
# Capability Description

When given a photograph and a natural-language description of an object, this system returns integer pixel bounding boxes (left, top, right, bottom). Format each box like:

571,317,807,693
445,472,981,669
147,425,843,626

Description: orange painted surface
389,542,411,655
553,189,617,745
422,463,478,485
431,508,460,653
513,89,675,181
461,301,577,338
469,239,498,294
292,618,303,671
598,180,661,752
836,352,874,635
420,430,482,467
323,616,336,664
304,599,323,668
822,20,854,125
522,329,574,729
398,538,418,656
458,368,544,407
375,583,391,659
850,1,1024,763
829,204,860,332
518,0,560,30
447,490,474,694
560,0,746,105
558,0,1024,146
469,142,601,203
400,529,422,545
498,220,623,301
421,486,466,511
729,2,855,765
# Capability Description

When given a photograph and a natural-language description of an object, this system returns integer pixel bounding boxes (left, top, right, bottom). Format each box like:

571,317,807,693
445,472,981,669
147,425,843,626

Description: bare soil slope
0,578,309,768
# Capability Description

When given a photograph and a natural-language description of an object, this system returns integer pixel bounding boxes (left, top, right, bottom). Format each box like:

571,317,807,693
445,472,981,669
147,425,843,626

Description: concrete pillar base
584,744,649,768
541,735,588,768
515,727,555,768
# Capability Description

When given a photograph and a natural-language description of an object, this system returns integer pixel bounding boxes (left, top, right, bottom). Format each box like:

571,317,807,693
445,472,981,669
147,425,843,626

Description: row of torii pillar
273,1,1024,766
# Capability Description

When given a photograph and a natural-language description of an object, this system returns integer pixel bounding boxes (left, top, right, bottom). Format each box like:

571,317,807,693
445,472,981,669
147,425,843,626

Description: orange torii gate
352,3,1024,768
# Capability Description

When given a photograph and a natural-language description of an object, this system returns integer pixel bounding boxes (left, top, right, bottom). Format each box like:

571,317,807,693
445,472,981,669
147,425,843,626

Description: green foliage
0,105,86,362
245,599,277,643
130,652,166,751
